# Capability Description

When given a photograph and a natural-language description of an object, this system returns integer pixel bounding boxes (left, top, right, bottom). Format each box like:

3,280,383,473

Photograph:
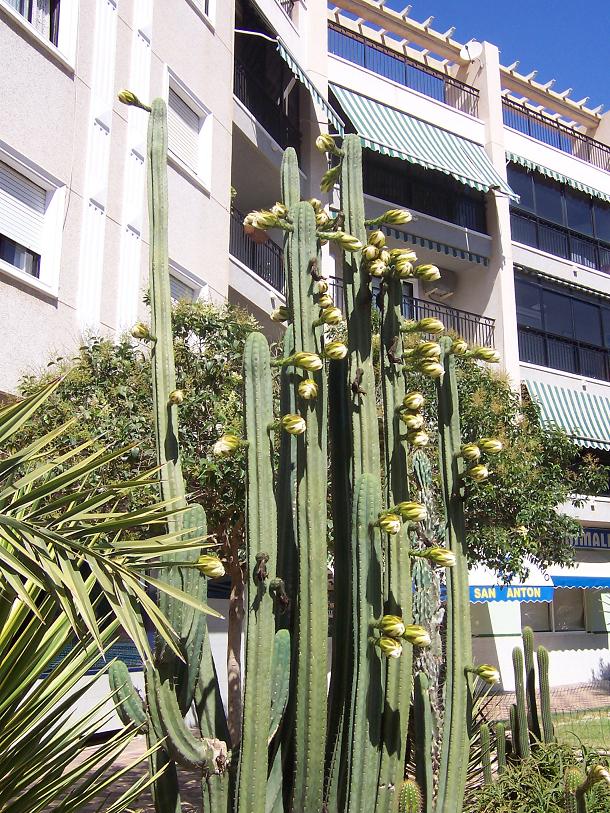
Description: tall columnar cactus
112,97,505,813
512,647,531,758
538,645,554,743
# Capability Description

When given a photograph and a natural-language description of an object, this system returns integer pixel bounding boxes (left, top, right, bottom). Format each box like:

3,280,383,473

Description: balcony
502,98,610,173
328,23,479,117
511,210,610,273
518,325,610,382
233,58,301,156
329,276,495,347
229,208,285,294
277,0,295,16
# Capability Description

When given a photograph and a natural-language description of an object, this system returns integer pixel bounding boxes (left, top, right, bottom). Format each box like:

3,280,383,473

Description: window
515,272,610,380
5,0,60,44
566,191,593,236
167,74,213,190
520,590,585,632
0,161,45,279
507,166,535,212
170,274,196,302
534,177,564,225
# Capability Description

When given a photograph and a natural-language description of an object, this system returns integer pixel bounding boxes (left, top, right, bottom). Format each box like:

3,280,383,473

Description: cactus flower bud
378,513,402,535
314,278,329,294
415,264,441,282
271,306,290,322
378,614,406,638
197,554,226,579
402,625,431,647
376,636,403,659
321,306,343,326
324,341,348,360
320,164,341,193
395,262,414,279
379,249,391,265
390,248,418,262
298,379,318,400
423,547,456,567
400,411,424,430
315,133,337,153
368,260,388,278
467,464,489,482
281,414,306,435
395,501,427,523
316,210,331,228
587,765,610,786
317,293,334,309
473,347,500,363
308,198,322,212
472,664,501,685
460,443,481,462
118,89,150,110
213,434,241,457
478,437,503,454
408,430,429,448
451,338,469,355
368,229,386,248
417,317,445,335
403,391,425,410
131,321,151,340
362,244,380,262
416,341,441,359
336,232,364,252
419,361,444,379
168,389,184,405
271,202,288,219
382,209,412,225
292,352,323,371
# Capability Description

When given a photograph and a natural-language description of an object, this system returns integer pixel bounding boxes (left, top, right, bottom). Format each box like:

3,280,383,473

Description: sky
381,0,610,111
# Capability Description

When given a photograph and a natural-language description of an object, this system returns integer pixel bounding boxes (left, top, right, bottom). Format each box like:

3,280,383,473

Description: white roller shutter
168,88,199,172
0,161,46,254
170,275,195,302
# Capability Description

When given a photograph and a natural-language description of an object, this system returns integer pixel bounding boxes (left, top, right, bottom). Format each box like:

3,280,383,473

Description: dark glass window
566,192,593,236
542,290,573,338
594,204,610,243
534,178,564,225
0,234,40,278
572,300,602,346
507,166,535,211
515,278,542,329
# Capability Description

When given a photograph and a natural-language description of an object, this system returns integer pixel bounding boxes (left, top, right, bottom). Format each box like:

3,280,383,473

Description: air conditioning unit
423,268,457,301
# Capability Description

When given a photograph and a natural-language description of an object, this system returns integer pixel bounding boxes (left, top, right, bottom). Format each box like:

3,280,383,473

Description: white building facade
3,0,610,689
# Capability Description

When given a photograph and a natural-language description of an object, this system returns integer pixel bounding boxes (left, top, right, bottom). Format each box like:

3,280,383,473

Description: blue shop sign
570,528,610,550
469,584,554,603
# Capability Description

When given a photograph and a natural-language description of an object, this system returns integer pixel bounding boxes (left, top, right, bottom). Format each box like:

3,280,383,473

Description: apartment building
2,0,610,688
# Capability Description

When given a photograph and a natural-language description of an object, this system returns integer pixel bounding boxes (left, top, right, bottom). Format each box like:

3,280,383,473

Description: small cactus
398,780,423,813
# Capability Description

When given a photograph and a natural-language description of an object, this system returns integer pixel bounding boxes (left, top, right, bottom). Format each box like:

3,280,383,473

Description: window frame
169,259,209,303
165,68,213,194
519,590,587,633
185,0,215,28
0,141,64,298
0,0,79,70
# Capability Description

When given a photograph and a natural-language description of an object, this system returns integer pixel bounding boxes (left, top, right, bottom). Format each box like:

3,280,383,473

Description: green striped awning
524,379,610,450
507,153,610,204
277,41,344,132
381,226,489,266
330,84,518,200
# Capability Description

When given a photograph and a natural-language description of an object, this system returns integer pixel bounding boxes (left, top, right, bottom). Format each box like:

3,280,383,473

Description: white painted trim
512,238,610,281
185,0,215,31
0,0,78,71
0,258,58,298
166,66,213,195
229,251,286,299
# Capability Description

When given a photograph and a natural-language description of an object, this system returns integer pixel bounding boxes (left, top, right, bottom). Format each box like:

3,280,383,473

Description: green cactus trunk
522,626,541,741
537,646,554,744
236,332,278,812
495,722,506,775
479,723,492,785
512,646,530,758
434,337,473,813
414,672,434,813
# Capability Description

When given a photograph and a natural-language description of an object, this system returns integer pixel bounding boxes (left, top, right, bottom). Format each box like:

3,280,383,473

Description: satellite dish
459,40,483,62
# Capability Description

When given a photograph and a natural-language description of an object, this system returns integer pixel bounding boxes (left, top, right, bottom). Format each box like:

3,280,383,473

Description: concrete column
458,42,520,386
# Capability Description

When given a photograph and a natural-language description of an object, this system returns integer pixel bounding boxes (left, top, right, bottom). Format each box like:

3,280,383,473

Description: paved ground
61,682,610,812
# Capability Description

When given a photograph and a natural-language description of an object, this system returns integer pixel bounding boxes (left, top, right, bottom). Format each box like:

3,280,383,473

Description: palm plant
0,381,219,811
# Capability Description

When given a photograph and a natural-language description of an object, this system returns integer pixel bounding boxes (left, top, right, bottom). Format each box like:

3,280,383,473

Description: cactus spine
564,766,582,813
399,780,423,813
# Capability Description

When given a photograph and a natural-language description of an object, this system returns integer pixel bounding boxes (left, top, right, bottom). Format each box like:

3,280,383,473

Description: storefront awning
523,379,610,451
330,83,518,200
381,226,489,266
552,575,610,589
469,565,554,603
277,41,344,132
507,153,610,204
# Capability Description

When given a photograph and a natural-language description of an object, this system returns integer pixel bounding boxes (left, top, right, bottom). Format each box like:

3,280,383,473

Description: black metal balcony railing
329,276,495,347
502,98,610,173
328,23,479,117
510,210,610,274
229,208,285,294
518,325,610,382
233,58,301,155
278,0,295,16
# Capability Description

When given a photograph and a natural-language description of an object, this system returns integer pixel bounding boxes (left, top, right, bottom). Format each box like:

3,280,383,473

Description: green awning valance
507,152,610,204
524,379,610,450
381,226,489,266
277,41,344,133
330,83,518,200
